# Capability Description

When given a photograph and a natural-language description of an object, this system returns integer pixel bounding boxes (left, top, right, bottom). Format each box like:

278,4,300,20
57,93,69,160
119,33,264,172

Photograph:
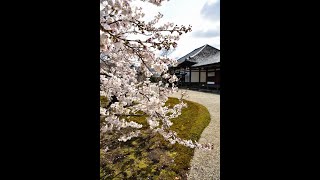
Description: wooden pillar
182,67,185,86
206,67,208,89
214,68,217,91
199,67,201,89
189,67,191,87
214,68,217,84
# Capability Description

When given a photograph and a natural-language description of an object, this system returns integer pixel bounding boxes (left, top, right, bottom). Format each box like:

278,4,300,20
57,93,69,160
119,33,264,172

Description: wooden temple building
171,44,220,91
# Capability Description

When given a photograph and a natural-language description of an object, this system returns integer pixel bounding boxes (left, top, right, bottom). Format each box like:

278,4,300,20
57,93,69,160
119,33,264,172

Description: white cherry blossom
100,0,212,150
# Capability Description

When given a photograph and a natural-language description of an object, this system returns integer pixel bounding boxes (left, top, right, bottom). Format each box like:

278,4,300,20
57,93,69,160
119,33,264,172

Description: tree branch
115,113,146,117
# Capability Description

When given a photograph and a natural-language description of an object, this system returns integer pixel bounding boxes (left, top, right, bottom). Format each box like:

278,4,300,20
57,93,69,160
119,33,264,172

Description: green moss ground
100,97,210,180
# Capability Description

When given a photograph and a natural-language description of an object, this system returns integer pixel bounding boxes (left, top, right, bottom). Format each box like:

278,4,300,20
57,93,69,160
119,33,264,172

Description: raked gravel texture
170,90,220,180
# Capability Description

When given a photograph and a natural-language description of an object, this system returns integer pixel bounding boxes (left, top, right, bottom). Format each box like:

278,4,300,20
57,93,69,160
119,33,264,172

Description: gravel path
170,89,220,180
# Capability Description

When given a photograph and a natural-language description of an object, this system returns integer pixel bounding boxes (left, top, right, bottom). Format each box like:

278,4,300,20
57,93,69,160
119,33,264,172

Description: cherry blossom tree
100,0,212,150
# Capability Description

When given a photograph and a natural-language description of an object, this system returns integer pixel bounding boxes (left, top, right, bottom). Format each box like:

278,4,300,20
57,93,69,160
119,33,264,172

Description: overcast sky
133,0,220,59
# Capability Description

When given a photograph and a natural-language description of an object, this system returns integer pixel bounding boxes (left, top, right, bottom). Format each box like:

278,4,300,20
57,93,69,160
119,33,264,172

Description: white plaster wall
185,72,189,82
191,71,199,82
200,72,206,82
208,72,215,77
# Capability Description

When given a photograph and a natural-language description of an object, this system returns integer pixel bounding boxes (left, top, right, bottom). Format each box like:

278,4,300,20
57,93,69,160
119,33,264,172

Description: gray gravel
170,89,220,180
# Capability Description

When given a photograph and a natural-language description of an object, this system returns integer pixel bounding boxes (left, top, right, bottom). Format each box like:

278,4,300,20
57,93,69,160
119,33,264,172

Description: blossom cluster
100,0,212,150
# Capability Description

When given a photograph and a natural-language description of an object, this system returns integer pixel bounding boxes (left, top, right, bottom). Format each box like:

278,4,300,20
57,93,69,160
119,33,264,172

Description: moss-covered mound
100,97,211,180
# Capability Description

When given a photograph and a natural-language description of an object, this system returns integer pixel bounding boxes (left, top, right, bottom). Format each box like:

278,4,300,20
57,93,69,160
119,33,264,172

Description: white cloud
132,0,220,59
201,0,220,21
206,0,219,5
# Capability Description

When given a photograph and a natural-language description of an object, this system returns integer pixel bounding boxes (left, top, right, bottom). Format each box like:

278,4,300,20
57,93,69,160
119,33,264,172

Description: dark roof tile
177,44,220,67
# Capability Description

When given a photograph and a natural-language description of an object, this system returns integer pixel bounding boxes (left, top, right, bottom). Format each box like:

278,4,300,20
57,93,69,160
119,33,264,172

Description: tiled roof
192,51,220,67
177,44,220,67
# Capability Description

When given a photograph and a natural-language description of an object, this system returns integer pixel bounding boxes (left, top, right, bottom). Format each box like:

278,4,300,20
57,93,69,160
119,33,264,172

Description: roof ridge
177,45,204,62
190,44,207,58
